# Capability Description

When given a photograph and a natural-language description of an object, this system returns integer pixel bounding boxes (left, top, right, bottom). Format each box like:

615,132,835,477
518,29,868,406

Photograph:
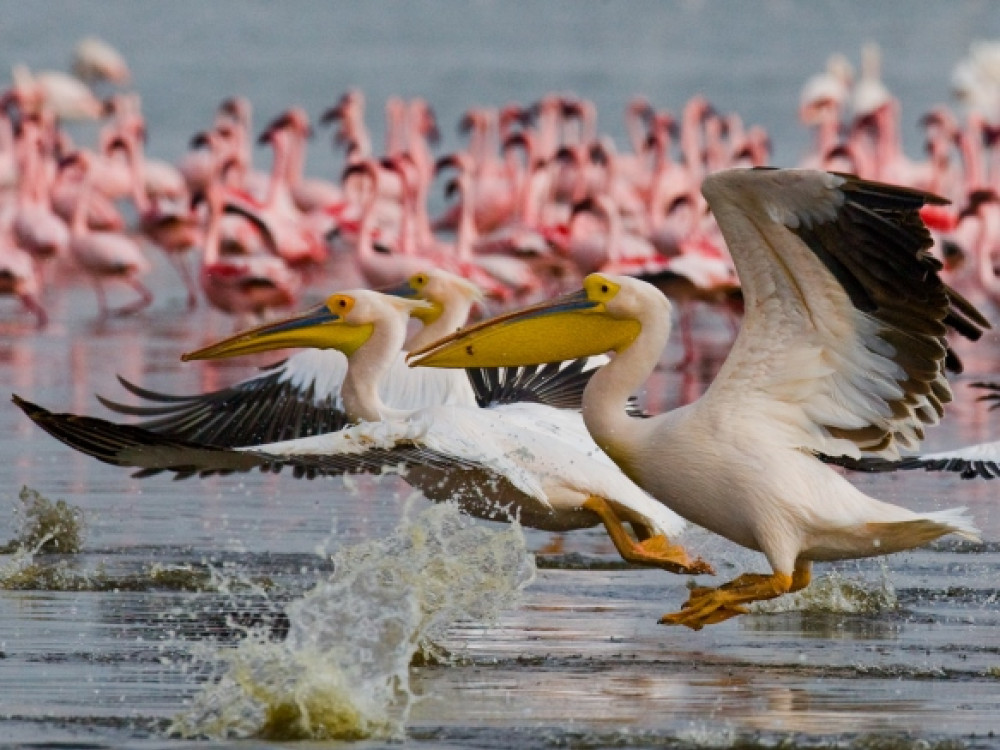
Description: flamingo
0,239,47,327
113,131,201,308
196,143,300,323
72,37,131,85
62,151,153,318
10,65,103,121
11,118,70,269
346,160,433,288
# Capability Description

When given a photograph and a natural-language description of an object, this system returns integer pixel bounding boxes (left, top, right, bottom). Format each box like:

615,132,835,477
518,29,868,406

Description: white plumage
410,167,988,628
15,287,707,573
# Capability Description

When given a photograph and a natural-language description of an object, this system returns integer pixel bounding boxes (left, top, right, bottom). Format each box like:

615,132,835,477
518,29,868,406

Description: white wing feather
701,169,956,460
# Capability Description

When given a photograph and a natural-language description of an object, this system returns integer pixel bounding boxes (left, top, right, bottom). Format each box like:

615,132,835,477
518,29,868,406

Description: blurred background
3,0,999,171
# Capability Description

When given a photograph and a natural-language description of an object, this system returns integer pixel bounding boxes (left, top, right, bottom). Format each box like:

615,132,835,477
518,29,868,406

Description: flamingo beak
408,276,640,368
182,301,374,361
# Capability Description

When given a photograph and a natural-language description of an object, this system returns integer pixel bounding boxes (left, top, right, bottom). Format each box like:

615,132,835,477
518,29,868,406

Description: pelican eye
584,274,621,302
413,274,427,287
326,295,355,316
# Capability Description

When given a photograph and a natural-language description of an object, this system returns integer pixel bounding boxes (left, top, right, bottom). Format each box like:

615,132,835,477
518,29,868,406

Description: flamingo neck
70,166,94,236
977,207,1000,295
600,199,623,264
264,133,292,209
341,311,411,422
455,175,477,261
413,170,435,251
202,179,223,266
281,130,303,191
396,172,415,256
626,111,645,156
127,135,151,214
816,112,840,157
356,189,379,260
960,130,985,191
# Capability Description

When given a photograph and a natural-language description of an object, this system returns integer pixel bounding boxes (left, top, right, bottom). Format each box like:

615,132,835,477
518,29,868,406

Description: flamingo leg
19,293,48,328
582,496,713,575
169,253,199,309
671,302,696,371
92,278,110,320
115,277,154,316
659,558,812,630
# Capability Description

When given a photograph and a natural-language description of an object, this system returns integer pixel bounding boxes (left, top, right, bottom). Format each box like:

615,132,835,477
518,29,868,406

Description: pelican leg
582,496,714,575
660,558,811,630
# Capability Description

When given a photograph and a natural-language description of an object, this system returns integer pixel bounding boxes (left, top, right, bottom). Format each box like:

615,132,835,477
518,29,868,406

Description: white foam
750,565,898,615
171,502,535,740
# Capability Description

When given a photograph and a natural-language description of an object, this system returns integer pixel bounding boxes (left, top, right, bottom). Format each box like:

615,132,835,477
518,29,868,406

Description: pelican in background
14,289,711,575
409,167,988,629
96,269,594,448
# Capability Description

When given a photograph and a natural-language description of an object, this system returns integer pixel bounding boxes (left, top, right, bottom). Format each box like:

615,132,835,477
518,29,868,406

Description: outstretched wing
14,394,552,508
13,394,483,482
823,441,1000,480
466,356,640,411
701,168,990,460
971,381,1000,410
98,349,476,448
98,352,612,449
98,353,350,447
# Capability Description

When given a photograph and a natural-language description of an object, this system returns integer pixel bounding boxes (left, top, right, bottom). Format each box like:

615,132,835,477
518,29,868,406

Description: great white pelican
94,269,593,450
14,288,711,575
408,167,989,629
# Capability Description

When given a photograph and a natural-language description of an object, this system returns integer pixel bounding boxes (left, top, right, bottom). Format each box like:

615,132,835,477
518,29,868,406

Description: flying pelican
408,167,988,629
96,269,595,449
13,289,711,575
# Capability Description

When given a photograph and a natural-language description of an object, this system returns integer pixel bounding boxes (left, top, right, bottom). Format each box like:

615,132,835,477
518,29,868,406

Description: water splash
0,486,86,585
0,485,84,555
749,565,898,615
171,502,535,741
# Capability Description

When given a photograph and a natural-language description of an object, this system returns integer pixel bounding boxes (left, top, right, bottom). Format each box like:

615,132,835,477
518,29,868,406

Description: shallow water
3,1,1000,747
2,260,1000,748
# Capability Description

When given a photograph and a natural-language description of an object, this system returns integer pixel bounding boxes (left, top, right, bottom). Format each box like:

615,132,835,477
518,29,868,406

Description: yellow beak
407,287,640,368
182,303,374,361
378,278,443,324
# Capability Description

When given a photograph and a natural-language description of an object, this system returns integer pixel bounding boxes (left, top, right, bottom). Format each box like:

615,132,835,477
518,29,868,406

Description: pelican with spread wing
94,269,592,448
409,167,988,629
15,288,710,575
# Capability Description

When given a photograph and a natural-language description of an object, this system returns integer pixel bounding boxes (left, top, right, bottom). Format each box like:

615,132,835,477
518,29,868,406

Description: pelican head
183,291,431,362
409,273,655,368
382,269,483,325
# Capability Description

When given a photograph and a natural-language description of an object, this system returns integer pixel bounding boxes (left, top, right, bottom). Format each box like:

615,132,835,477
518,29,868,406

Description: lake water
2,2,1000,747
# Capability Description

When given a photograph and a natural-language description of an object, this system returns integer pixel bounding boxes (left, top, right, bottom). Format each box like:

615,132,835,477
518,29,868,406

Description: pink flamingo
73,37,131,85
51,149,125,232
436,154,539,301
12,117,70,270
346,160,434,288
197,145,300,323
0,239,47,327
62,151,153,318
273,108,342,214
112,131,201,308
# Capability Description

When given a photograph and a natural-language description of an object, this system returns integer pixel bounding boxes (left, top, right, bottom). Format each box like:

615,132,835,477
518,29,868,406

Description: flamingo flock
2,38,1000,354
